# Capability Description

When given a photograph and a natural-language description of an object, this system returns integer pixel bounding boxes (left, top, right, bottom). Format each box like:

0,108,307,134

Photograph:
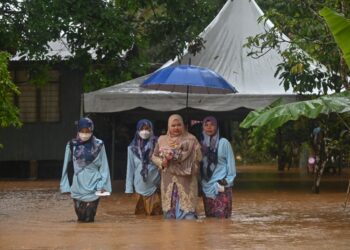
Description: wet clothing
125,146,160,197
134,191,162,216
60,117,111,223
164,183,197,220
60,141,112,202
126,119,161,215
73,198,100,222
203,187,232,218
152,124,202,219
200,136,235,218
201,138,236,199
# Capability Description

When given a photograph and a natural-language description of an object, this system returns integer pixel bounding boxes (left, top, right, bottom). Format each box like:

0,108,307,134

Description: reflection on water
1,165,350,249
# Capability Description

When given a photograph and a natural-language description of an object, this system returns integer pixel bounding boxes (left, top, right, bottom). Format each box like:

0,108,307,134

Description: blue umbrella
141,64,238,108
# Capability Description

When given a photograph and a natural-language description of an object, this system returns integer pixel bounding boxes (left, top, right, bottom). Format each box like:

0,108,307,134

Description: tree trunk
313,159,326,194
277,128,285,171
339,57,349,90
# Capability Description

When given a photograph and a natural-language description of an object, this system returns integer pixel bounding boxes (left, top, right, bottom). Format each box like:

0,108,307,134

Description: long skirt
164,183,197,220
135,191,162,216
203,187,232,218
73,198,100,222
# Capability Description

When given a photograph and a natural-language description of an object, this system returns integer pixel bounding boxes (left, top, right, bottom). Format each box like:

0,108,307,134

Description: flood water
1,165,350,249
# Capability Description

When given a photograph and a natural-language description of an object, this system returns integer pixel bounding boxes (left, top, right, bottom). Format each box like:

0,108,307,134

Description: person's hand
217,178,228,186
99,189,106,193
161,158,168,169
217,183,225,193
165,151,174,160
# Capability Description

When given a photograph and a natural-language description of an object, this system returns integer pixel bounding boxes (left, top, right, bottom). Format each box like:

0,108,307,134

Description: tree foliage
0,51,22,147
246,0,350,94
0,0,225,91
320,7,350,70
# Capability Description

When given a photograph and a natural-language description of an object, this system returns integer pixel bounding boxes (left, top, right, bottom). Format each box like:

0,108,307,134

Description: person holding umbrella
152,114,202,219
200,116,236,218
125,119,162,216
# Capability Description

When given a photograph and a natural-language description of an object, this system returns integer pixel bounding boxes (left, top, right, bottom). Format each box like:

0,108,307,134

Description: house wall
0,67,83,162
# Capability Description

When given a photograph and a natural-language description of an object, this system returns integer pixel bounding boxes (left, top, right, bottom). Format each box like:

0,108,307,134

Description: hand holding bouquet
159,146,175,161
159,146,182,169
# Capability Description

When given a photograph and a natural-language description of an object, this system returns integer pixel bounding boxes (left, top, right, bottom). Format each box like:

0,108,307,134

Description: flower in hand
159,147,175,160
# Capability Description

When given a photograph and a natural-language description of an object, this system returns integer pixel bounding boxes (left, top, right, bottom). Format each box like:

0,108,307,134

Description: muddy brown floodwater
1,165,350,250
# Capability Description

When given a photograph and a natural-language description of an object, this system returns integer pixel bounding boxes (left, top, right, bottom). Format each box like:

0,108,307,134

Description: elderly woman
60,117,112,222
200,116,236,218
152,114,202,219
125,119,162,216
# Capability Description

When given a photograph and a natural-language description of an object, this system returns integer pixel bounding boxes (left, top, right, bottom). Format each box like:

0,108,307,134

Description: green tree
320,7,350,69
242,3,350,192
0,0,226,91
246,0,349,94
0,51,22,148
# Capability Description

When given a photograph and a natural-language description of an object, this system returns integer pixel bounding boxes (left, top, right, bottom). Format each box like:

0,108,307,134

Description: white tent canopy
84,0,296,113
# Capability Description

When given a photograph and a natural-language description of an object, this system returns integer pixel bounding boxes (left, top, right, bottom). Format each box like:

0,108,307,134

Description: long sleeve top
125,146,160,197
201,138,236,199
60,141,112,202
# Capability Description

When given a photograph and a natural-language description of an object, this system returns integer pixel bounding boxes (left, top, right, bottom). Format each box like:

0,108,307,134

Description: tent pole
111,116,116,180
186,85,189,108
80,93,84,117
186,85,190,128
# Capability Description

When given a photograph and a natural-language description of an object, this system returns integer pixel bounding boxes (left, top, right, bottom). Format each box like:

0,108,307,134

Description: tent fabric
84,0,296,113
83,75,296,113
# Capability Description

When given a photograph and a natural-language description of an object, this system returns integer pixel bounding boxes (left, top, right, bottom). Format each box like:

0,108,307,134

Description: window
13,69,60,123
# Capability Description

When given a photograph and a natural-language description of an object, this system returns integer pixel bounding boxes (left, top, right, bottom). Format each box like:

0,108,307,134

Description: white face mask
79,132,92,142
139,130,151,140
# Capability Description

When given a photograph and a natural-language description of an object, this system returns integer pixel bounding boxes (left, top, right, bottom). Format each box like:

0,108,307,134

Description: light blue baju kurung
201,138,236,199
60,141,112,202
125,146,160,197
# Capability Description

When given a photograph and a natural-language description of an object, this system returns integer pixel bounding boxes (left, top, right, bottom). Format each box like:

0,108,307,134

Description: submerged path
1,165,350,249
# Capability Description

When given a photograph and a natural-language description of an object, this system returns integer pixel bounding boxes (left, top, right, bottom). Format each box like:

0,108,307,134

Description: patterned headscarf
201,116,220,181
166,114,186,148
130,119,157,182
71,117,103,175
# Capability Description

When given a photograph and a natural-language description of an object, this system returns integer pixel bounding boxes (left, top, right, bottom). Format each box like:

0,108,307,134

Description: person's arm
222,139,236,187
96,145,112,193
60,143,71,193
125,147,135,193
167,139,199,176
151,142,163,170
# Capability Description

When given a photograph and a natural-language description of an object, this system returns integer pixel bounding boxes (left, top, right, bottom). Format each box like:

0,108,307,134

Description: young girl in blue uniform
125,119,162,215
60,117,112,222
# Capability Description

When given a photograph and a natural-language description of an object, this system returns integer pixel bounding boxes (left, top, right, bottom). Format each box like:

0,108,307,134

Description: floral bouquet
159,147,180,161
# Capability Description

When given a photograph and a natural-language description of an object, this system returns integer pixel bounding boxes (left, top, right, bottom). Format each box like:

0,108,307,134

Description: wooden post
111,116,116,180
80,93,84,117
29,160,38,180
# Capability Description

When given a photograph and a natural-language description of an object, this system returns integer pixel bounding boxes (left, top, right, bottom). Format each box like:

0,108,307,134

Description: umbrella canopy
141,65,238,94
240,92,350,130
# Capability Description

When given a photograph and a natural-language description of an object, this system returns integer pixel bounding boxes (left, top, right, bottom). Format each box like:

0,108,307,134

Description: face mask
79,132,92,142
139,130,151,139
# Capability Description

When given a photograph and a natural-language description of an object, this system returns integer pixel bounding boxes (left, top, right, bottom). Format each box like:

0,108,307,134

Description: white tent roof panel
84,0,296,113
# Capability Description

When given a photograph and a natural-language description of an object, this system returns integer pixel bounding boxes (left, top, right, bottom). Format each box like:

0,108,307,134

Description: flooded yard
1,165,350,249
